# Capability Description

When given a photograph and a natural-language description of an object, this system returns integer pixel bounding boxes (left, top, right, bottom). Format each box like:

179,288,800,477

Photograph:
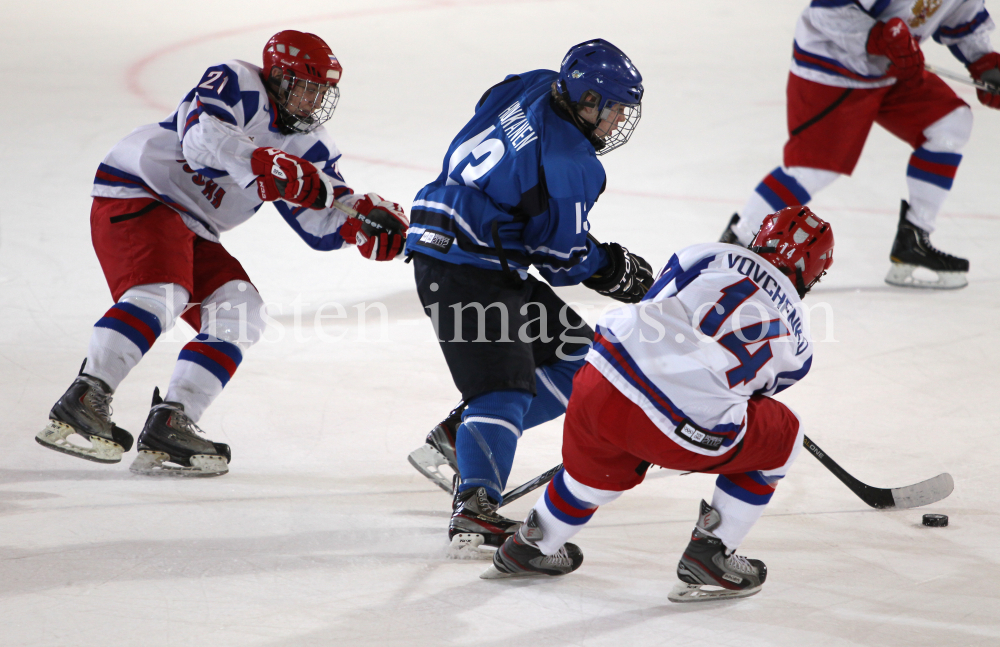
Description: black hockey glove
583,242,654,303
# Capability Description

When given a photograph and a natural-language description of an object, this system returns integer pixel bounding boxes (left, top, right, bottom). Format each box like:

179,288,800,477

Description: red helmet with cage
750,206,834,297
262,30,343,134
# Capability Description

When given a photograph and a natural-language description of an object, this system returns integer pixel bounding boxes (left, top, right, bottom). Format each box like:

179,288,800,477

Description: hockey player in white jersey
720,0,1000,289
485,206,834,602
36,30,408,476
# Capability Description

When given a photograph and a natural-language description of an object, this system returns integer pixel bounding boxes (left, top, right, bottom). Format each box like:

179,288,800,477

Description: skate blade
447,533,493,560
35,421,124,464
667,581,762,603
479,564,541,579
407,444,454,493
129,450,229,477
885,264,968,290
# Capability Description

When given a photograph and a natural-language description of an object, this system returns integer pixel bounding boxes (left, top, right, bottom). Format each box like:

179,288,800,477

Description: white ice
2,1,999,646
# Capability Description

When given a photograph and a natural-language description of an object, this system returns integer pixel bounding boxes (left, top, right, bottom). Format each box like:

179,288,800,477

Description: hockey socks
905,148,961,233
86,302,164,390
530,468,622,556
455,389,532,501
166,334,243,422
85,284,190,390
737,166,838,244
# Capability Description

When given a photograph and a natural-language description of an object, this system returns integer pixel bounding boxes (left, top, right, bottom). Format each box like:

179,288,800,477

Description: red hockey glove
968,52,1000,109
867,18,924,80
250,147,327,209
338,193,409,261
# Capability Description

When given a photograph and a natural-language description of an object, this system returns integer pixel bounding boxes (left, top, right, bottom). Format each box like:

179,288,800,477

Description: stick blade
890,473,954,509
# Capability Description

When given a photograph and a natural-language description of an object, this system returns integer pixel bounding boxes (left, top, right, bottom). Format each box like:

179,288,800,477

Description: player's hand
867,18,924,80
583,242,654,304
967,52,1000,109
250,147,328,209
338,193,409,261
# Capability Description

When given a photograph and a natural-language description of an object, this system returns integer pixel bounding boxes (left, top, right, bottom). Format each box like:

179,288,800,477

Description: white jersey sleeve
92,59,354,249
586,243,813,457
791,0,994,88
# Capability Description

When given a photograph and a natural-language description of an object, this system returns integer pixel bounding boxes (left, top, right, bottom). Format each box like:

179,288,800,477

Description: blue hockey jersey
404,70,608,286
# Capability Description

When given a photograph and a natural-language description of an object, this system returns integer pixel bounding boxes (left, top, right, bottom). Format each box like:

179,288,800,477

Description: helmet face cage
274,69,339,134
593,101,641,155
558,39,644,154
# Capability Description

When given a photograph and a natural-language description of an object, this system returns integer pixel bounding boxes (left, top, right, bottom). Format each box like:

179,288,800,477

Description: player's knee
562,469,623,506
923,106,973,153
465,389,533,428
118,283,190,333
200,280,266,350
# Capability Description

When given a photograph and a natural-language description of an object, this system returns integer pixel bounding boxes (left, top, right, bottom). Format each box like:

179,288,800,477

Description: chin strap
549,82,606,151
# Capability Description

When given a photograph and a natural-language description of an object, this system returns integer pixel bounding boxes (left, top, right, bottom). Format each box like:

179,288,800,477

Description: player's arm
276,147,408,259
177,63,335,210
935,3,1000,108
176,64,260,187
805,2,923,79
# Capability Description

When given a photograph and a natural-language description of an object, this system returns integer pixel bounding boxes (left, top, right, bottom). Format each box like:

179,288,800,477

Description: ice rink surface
2,1,999,645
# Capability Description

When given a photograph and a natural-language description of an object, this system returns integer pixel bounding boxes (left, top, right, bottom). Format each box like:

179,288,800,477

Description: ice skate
407,402,464,492
129,388,230,477
668,500,767,603
448,484,521,558
885,201,968,289
36,370,134,464
481,509,583,579
719,213,747,247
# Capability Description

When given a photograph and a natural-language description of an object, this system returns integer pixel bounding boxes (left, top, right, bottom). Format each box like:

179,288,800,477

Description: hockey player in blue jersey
404,39,655,554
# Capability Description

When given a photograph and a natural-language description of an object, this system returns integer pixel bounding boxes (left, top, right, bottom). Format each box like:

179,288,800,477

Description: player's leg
485,363,646,578
672,396,803,601
131,240,264,476
877,73,972,288
411,255,539,549
723,74,885,245
38,198,195,463
521,281,594,430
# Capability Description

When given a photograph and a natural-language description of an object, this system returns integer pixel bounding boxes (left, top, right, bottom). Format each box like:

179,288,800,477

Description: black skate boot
36,366,134,464
668,500,767,603
885,200,969,289
129,388,230,477
481,509,584,579
407,402,465,492
719,213,747,247
448,484,521,557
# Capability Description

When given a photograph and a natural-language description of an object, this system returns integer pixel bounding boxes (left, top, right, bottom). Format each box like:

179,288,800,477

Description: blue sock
522,353,587,430
456,389,532,502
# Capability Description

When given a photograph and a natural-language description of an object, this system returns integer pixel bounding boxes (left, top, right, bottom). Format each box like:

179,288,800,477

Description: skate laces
154,402,205,438
546,546,574,567
725,552,756,575
81,377,113,423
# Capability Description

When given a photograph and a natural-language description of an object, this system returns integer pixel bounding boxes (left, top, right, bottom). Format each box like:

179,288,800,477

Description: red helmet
262,31,343,133
750,206,834,296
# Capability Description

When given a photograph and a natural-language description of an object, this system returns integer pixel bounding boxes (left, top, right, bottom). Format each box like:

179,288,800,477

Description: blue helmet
556,39,643,154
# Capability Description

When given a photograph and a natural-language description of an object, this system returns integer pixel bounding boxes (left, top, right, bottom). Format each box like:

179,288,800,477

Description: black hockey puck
922,513,948,527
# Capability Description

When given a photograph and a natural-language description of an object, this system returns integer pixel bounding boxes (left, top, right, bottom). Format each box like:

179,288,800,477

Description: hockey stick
803,435,954,509
498,436,956,511
498,463,562,508
925,63,1000,94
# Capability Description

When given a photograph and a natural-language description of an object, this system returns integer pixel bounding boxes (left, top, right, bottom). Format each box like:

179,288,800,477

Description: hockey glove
867,18,924,81
967,52,1000,109
583,242,654,304
251,147,330,209
338,193,410,261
